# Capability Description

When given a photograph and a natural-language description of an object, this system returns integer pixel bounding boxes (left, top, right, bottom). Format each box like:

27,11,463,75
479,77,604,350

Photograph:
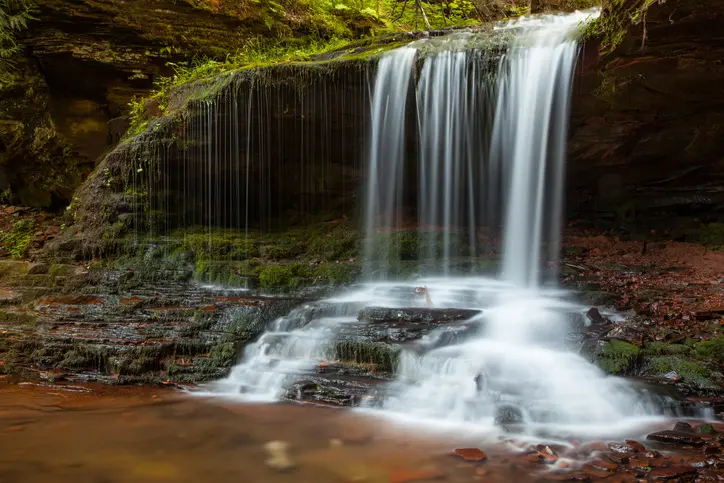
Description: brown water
1,376,716,483
0,376,535,483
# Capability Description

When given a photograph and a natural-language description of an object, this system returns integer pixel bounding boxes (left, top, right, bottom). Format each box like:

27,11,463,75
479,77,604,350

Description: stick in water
414,286,434,308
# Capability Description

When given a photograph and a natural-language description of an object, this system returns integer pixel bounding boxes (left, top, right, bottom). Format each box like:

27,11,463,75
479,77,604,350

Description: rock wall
568,0,724,236
2,0,380,208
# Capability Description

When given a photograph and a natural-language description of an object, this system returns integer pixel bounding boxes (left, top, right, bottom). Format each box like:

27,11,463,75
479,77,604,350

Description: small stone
646,430,705,446
606,453,631,465
648,465,697,480
587,307,606,324
329,439,343,448
644,450,662,459
453,448,487,462
264,441,294,471
625,440,647,453
674,422,695,433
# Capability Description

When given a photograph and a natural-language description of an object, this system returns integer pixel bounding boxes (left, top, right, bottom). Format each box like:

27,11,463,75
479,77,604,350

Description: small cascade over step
201,8,712,438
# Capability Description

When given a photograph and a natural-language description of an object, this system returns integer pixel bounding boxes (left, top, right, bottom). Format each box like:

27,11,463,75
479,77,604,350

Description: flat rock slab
645,430,705,446
358,307,482,324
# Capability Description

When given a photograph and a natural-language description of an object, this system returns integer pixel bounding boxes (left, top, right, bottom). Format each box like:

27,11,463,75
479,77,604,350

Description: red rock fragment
646,430,705,446
390,467,444,483
648,465,697,480
624,440,647,453
606,453,630,465
453,448,487,462
120,296,143,305
537,451,560,464
628,457,651,472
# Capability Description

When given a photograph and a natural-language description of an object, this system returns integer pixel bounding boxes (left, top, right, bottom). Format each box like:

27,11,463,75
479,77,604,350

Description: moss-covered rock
331,340,399,374
593,339,641,375
647,356,718,389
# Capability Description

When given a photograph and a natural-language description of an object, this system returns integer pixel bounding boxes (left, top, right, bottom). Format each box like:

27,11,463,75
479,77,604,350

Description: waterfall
494,14,581,288
201,9,691,438
364,9,673,435
362,48,418,277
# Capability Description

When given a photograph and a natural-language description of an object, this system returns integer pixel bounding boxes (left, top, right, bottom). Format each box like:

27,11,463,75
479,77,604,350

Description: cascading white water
362,48,418,277
365,9,677,437
202,9,699,437
493,14,581,288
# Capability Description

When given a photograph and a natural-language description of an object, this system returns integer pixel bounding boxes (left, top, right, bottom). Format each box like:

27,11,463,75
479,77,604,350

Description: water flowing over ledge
183,8,718,441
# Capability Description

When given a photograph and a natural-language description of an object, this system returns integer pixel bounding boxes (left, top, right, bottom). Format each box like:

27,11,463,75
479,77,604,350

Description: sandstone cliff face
2,0,376,207
568,0,724,235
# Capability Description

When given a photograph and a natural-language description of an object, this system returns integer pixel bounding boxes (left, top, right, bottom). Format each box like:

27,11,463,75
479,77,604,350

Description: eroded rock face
0,59,89,208
568,0,724,234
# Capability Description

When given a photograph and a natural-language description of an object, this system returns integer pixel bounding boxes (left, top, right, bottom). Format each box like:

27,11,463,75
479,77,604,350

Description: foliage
126,0,537,129
580,0,656,56
0,0,36,84
1,219,35,259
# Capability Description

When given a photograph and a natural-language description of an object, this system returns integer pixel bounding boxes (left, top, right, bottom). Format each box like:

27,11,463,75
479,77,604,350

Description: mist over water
199,9,700,439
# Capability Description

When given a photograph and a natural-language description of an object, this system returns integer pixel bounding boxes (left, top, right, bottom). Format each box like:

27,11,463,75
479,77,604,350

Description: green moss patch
332,340,399,374
694,336,724,365
643,342,691,357
648,356,716,389
595,339,641,375
0,220,35,259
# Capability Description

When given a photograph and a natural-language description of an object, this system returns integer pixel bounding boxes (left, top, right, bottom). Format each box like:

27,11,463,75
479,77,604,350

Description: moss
0,219,35,259
59,346,110,370
582,0,656,56
307,228,359,260
332,340,399,374
643,342,691,357
648,356,716,388
596,339,641,375
178,230,261,260
694,336,724,365
258,263,312,290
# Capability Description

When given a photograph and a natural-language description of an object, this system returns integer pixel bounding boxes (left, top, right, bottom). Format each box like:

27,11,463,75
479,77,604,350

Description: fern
0,0,37,84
